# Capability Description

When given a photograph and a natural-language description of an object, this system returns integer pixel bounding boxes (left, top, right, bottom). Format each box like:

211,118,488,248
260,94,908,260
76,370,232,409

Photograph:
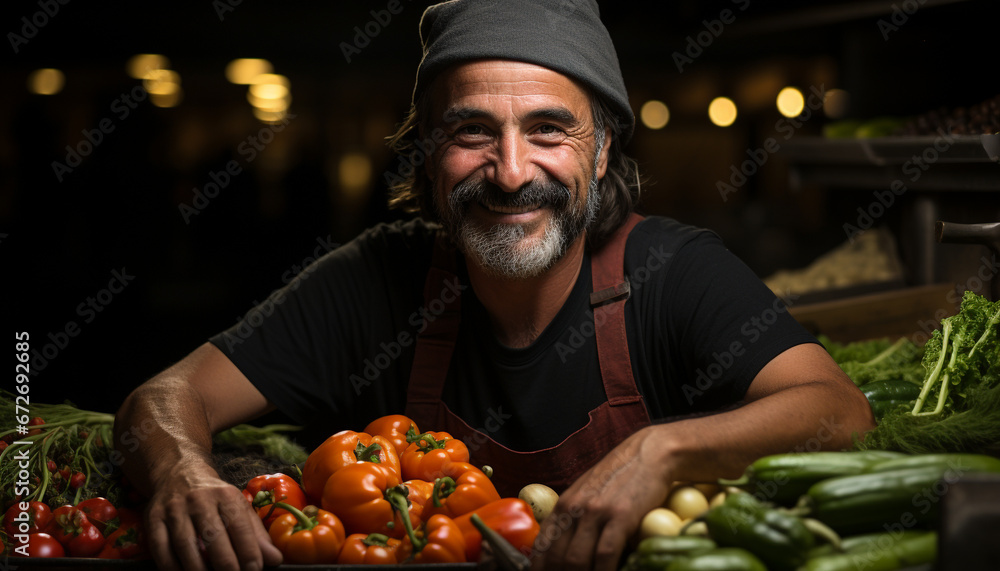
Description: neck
466,237,586,349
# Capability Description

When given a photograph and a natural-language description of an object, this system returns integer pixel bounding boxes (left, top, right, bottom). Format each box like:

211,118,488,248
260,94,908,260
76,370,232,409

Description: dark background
3,0,998,418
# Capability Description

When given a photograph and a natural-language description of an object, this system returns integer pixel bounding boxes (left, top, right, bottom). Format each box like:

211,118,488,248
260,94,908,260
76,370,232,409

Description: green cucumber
723,451,903,505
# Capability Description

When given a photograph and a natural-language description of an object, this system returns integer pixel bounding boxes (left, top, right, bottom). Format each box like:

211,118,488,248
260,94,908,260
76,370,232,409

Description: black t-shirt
210,216,816,451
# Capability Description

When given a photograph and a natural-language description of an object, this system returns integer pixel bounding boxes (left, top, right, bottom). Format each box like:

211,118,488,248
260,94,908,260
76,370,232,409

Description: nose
489,132,536,193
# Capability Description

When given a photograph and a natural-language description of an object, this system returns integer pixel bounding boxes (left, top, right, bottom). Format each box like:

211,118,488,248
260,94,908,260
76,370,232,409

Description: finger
163,498,208,571
592,523,631,571
560,508,606,571
222,499,278,570
146,509,182,571
251,510,284,566
533,500,581,571
196,509,243,571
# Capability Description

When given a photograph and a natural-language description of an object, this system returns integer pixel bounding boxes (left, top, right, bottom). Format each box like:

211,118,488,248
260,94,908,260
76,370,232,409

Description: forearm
652,379,874,482
114,375,217,497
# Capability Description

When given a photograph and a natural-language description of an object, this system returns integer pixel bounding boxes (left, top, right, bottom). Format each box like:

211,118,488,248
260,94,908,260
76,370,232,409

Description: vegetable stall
3,292,999,569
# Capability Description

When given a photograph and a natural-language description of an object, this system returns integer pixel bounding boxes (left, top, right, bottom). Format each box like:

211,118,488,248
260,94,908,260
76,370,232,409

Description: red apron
404,213,651,496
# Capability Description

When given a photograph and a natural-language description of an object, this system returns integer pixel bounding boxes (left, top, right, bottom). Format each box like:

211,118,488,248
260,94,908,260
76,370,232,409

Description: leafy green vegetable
819,335,924,387
910,292,1000,416
212,423,308,465
855,291,1000,455
1,390,308,510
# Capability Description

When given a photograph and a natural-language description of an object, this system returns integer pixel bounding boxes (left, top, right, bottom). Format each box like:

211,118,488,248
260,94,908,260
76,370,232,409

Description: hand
531,426,674,571
145,461,283,571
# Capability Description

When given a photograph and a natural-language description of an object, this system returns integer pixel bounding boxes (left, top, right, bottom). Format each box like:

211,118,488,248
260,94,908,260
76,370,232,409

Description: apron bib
405,213,651,496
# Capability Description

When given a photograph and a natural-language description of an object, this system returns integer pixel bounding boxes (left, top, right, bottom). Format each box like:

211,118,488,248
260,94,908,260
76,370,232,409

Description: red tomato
98,521,148,559
27,417,46,437
69,472,86,489
3,501,52,537
243,473,308,529
11,532,66,558
76,497,119,535
47,505,104,557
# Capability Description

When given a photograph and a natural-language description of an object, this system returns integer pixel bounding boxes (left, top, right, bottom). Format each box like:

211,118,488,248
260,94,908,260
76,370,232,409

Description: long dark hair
385,90,643,248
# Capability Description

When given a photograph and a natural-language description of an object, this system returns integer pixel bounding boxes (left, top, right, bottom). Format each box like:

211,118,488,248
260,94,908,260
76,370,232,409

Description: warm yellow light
143,69,181,95
823,88,851,119
150,88,183,108
126,54,170,79
28,68,64,95
253,107,288,124
250,73,290,88
338,152,373,196
708,97,737,127
640,100,670,130
225,58,274,85
776,87,805,118
248,92,291,112
249,74,290,102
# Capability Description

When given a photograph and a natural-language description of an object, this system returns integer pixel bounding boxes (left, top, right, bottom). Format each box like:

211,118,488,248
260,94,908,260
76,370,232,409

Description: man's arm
114,342,283,571
533,343,876,571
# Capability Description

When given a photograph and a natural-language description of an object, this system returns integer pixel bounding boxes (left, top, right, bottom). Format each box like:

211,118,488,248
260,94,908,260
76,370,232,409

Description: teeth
482,202,541,215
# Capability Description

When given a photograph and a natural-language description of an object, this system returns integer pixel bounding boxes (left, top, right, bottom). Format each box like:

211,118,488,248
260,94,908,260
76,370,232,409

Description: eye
452,124,491,145
536,124,563,135
457,125,484,136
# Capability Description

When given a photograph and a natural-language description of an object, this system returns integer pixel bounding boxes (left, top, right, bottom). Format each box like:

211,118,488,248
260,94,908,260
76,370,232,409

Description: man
115,1,875,570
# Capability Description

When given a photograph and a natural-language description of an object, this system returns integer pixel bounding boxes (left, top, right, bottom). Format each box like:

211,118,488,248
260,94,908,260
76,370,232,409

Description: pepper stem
404,426,422,443
385,485,424,552
272,501,315,532
355,441,383,463
362,533,391,547
409,432,447,450
431,477,457,508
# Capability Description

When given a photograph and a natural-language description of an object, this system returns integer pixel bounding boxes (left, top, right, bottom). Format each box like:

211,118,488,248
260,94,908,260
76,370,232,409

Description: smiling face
424,60,611,279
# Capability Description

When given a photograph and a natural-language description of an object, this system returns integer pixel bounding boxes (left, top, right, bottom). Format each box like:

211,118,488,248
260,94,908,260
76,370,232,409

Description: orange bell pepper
364,414,421,457
320,462,417,537
301,430,401,501
425,462,501,519
399,514,468,564
402,479,435,525
400,431,471,481
337,533,402,564
453,498,540,561
242,473,307,529
267,503,346,564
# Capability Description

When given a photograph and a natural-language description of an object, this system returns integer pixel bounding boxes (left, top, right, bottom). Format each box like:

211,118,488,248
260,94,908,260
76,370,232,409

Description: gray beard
438,149,603,280
453,172,600,280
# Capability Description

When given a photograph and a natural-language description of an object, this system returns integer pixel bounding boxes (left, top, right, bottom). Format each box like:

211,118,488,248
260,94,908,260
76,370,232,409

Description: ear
594,126,612,180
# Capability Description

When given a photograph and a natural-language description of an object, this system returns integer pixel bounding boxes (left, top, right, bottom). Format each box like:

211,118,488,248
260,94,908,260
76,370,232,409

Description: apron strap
407,213,647,407
406,232,462,404
590,212,645,406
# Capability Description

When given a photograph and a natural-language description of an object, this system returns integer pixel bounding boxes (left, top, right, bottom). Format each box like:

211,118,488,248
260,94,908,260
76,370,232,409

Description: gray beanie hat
412,0,635,142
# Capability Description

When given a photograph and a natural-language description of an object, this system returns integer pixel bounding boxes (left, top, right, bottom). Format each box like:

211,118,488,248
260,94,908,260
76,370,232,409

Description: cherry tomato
11,532,66,558
69,472,86,489
76,497,118,535
47,505,104,557
3,501,52,537
27,417,46,437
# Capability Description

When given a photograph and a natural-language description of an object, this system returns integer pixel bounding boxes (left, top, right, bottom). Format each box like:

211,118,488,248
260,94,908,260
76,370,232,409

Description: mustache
448,177,572,213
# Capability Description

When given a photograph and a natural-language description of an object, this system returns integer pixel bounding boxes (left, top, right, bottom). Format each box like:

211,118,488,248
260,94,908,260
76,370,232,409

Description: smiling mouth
479,202,543,215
